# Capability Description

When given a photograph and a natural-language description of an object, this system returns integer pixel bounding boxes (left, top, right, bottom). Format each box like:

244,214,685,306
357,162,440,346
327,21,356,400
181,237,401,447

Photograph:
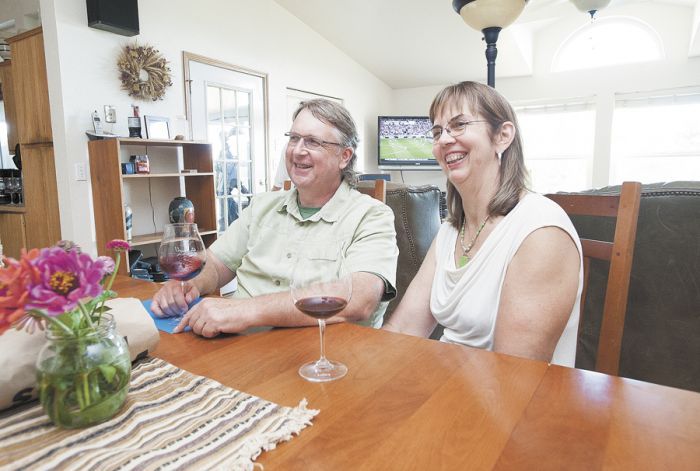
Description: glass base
298,359,347,383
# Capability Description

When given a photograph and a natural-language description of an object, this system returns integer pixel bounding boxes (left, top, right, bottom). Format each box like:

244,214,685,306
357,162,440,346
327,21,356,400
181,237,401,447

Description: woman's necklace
458,216,489,268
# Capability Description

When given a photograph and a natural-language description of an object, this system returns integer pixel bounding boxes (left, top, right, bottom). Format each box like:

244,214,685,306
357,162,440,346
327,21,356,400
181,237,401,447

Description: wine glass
291,251,352,382
158,223,207,324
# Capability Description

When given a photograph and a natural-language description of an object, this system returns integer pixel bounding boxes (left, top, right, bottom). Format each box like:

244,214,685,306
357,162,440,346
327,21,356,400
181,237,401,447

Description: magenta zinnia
26,247,110,316
106,239,130,252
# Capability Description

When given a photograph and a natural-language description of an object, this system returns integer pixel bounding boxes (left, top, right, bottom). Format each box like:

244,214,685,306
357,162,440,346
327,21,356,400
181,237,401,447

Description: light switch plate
74,162,87,181
104,105,117,123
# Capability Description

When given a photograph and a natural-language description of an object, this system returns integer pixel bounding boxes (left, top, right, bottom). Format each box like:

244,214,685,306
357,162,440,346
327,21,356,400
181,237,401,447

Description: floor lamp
452,0,528,88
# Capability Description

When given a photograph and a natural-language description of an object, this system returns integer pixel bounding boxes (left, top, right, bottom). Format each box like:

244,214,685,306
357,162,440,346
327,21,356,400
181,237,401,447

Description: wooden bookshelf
88,138,216,275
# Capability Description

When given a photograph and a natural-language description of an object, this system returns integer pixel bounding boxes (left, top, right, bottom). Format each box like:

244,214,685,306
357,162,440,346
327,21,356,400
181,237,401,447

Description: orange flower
0,249,40,334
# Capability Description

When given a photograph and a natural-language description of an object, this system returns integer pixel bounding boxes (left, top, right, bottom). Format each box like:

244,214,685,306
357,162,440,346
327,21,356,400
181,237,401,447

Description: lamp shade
452,0,528,31
570,0,611,14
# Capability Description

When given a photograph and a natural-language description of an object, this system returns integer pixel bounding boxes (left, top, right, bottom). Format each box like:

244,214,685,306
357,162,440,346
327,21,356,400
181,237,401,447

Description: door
185,53,268,232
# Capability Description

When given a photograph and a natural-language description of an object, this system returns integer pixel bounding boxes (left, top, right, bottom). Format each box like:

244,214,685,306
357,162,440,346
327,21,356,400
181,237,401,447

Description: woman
383,82,582,366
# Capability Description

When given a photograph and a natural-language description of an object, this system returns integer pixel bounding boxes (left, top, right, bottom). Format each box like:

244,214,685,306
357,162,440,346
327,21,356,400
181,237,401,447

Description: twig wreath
117,43,172,101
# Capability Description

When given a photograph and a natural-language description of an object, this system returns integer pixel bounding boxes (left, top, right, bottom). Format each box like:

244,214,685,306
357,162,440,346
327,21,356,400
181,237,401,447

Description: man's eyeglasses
427,116,488,143
285,132,343,151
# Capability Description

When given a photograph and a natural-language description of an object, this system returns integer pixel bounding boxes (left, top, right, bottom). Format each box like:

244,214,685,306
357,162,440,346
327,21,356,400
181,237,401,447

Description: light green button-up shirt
210,181,398,327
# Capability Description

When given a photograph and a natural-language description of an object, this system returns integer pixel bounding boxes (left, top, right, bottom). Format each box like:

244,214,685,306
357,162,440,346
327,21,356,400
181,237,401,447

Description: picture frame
144,115,170,139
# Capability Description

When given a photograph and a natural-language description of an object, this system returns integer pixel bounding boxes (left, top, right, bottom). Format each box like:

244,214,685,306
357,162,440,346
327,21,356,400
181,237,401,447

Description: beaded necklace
458,216,489,268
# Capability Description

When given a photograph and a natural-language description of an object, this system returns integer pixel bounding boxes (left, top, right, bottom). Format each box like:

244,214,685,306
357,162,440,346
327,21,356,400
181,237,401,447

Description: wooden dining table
114,276,700,470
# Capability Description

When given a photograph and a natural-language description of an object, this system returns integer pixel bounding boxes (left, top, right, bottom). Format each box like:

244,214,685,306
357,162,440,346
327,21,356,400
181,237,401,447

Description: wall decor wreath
117,44,173,101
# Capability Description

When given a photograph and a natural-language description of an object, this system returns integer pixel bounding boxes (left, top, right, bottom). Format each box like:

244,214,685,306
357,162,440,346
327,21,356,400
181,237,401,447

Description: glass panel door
207,85,254,230
186,57,268,232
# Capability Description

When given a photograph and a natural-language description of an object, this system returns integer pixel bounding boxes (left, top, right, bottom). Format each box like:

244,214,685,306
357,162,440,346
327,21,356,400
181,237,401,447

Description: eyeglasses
285,132,343,151
427,116,488,143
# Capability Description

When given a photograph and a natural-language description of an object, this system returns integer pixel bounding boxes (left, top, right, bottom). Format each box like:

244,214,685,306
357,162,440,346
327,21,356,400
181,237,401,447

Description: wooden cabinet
6,27,52,144
0,27,60,257
0,145,61,257
0,211,26,259
0,61,18,151
20,144,61,248
88,138,216,275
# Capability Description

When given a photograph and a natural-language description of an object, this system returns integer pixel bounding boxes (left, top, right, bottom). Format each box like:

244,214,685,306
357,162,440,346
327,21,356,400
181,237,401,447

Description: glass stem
317,319,327,362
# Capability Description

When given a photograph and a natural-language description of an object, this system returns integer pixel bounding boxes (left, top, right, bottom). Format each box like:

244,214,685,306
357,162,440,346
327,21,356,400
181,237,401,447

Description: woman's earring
497,151,502,164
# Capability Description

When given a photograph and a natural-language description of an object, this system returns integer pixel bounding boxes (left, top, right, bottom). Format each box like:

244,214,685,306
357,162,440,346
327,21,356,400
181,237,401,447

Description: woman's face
430,102,497,187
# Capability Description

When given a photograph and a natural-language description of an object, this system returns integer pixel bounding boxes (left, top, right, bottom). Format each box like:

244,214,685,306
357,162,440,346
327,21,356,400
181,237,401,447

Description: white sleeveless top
430,192,583,366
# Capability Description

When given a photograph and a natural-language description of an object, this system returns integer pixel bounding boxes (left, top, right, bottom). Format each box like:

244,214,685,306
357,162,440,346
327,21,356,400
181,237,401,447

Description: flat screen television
377,116,437,169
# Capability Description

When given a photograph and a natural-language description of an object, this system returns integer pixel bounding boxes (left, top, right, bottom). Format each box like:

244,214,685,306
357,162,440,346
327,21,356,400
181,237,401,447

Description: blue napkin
142,298,203,334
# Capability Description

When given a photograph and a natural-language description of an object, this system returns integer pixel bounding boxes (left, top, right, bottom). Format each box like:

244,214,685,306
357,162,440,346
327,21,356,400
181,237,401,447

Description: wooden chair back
546,181,642,376
356,179,386,203
282,179,386,203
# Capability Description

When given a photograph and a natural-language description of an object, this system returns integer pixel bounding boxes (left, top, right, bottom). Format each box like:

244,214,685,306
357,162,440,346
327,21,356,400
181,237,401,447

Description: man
152,99,398,337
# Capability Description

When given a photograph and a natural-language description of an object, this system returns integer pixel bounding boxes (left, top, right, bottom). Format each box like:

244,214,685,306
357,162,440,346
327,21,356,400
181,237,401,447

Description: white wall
387,3,700,189
39,0,392,255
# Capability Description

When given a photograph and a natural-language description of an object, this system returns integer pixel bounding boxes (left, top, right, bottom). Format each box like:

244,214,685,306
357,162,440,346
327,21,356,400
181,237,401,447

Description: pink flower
55,240,82,253
0,249,40,334
106,239,130,252
98,256,116,275
26,247,108,316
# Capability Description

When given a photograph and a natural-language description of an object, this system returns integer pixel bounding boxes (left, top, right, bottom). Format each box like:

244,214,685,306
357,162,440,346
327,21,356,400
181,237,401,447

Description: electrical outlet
74,162,87,181
104,105,117,123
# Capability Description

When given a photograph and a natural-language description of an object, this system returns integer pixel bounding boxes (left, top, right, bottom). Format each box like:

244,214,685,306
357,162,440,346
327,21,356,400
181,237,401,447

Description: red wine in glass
295,296,348,320
159,253,204,281
158,223,207,322
291,252,352,382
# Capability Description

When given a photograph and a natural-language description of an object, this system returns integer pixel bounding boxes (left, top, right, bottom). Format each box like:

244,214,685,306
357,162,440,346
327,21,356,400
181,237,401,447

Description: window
516,100,596,193
610,90,700,184
552,17,663,72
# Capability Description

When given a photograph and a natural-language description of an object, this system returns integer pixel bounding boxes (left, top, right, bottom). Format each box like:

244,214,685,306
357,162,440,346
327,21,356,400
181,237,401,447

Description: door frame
182,51,269,186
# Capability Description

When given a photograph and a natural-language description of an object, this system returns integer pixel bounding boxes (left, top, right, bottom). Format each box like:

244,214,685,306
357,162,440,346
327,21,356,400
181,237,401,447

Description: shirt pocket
304,244,340,262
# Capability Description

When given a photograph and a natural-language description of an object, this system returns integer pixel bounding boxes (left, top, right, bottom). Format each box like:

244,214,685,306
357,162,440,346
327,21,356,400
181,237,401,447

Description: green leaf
98,364,117,383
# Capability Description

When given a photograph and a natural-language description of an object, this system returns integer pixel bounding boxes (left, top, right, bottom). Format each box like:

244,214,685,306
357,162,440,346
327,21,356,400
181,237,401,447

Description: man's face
285,109,352,203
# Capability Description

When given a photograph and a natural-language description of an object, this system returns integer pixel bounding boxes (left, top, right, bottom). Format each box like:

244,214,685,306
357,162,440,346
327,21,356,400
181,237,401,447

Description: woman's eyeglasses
427,117,488,143
285,132,343,151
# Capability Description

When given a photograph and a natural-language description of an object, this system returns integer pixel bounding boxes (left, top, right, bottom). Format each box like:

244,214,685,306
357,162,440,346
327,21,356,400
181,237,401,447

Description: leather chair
356,182,442,322
561,181,700,392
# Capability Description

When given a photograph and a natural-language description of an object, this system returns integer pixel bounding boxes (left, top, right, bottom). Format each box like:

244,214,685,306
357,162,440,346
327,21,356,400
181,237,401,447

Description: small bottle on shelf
125,204,133,241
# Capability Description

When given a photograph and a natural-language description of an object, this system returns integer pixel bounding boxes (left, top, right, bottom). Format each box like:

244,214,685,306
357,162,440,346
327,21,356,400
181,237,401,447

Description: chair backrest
355,179,386,203
546,181,642,376
282,179,386,203
383,184,442,324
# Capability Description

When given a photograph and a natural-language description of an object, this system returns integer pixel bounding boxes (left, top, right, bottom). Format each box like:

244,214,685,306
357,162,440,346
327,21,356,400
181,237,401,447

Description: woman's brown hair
429,81,528,229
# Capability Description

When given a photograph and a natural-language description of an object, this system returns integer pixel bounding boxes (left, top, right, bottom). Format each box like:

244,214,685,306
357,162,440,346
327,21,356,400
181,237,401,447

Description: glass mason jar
36,313,131,428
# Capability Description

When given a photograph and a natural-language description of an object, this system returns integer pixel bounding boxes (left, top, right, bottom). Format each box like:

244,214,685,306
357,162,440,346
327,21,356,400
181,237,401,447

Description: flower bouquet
0,240,132,428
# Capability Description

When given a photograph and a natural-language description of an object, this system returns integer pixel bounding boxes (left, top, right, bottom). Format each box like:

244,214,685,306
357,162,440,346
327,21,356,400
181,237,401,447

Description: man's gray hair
292,99,359,185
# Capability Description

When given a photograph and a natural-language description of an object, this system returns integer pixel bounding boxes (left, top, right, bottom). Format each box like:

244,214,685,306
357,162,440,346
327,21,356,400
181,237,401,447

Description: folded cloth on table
0,357,319,470
142,298,203,333
0,297,159,411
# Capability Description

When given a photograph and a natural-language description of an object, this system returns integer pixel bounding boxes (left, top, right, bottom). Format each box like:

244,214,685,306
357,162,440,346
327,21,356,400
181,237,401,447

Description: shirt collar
277,180,352,223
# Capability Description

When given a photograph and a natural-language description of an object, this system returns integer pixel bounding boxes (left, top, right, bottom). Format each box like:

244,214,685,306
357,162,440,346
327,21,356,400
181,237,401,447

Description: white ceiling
273,0,700,89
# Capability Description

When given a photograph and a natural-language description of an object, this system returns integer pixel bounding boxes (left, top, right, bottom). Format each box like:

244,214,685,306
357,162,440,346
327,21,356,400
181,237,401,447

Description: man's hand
173,297,253,337
151,280,201,318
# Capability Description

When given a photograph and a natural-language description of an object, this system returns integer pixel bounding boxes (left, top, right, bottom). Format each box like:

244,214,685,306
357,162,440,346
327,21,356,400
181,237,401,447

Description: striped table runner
0,357,318,470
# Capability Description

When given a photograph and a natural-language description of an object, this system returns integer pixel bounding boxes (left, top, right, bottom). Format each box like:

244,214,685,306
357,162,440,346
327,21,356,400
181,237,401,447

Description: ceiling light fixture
571,0,611,19
452,0,529,88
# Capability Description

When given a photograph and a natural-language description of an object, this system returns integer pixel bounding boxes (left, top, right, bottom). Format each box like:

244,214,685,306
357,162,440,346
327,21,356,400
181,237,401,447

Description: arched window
552,16,664,72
